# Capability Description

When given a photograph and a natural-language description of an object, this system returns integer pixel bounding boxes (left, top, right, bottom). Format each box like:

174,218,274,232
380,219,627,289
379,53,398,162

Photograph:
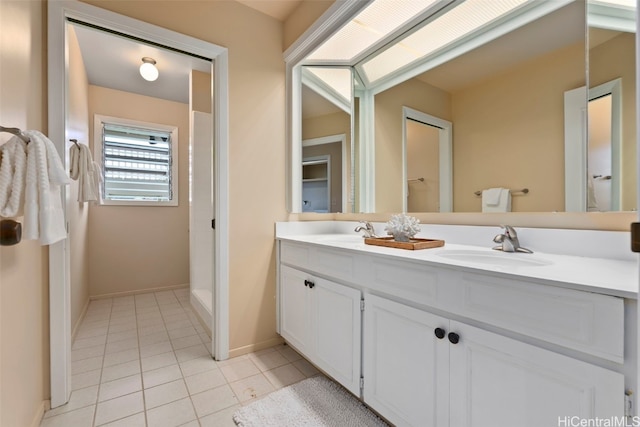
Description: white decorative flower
385,214,420,242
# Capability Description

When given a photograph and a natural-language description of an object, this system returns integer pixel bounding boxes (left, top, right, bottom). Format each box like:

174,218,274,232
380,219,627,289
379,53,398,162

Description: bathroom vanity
275,221,636,427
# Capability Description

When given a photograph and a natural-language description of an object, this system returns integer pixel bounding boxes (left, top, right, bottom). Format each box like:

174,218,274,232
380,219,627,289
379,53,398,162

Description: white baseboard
30,400,50,427
228,336,284,359
71,298,91,343
90,283,189,300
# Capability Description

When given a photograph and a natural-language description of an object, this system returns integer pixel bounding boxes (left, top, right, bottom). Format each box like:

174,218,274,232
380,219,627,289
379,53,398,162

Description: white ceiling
72,23,211,104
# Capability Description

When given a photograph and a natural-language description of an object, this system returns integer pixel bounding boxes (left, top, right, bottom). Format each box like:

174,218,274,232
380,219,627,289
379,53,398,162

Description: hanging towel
69,143,101,202
482,187,511,212
0,136,27,217
23,130,71,245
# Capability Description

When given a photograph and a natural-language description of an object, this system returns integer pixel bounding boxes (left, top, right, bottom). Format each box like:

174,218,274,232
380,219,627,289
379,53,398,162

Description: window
95,115,178,206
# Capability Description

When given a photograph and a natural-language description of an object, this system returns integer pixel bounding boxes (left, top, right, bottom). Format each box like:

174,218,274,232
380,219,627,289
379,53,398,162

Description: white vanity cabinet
363,294,624,427
276,237,629,427
280,265,362,396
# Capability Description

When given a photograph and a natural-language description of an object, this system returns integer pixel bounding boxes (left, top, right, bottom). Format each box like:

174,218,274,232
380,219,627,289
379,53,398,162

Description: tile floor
40,288,320,427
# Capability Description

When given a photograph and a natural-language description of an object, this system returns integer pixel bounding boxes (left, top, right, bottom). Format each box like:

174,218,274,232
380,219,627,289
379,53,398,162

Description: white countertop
277,231,638,299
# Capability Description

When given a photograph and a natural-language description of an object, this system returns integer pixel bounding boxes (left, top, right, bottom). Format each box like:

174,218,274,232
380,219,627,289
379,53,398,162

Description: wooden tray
364,236,445,250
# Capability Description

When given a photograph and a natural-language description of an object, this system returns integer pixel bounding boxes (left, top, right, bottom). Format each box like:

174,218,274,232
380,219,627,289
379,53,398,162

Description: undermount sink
436,249,553,268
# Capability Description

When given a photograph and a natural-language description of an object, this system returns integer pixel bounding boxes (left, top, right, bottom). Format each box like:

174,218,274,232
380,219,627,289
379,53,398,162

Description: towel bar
474,188,529,196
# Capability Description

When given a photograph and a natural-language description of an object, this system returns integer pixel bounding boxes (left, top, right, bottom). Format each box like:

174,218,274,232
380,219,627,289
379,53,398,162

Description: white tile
107,322,137,334
216,354,248,367
198,404,240,427
40,405,95,427
184,369,226,395
263,364,306,389
109,315,136,326
72,344,106,362
277,345,303,362
72,334,107,350
72,355,104,375
103,348,139,368
179,356,218,377
219,358,260,383
44,385,98,418
94,391,144,426
145,397,197,427
143,364,183,389
228,373,275,403
99,374,142,402
248,349,289,372
140,341,173,358
137,312,163,322
76,325,109,339
144,379,188,409
138,327,169,340
170,335,202,351
162,312,189,323
175,344,209,363
179,421,200,427
136,306,160,315
191,384,239,418
293,358,320,377
165,319,193,331
168,326,197,340
107,329,138,343
72,369,101,391
105,337,138,354
99,412,145,427
141,351,177,372
137,317,164,329
101,360,141,383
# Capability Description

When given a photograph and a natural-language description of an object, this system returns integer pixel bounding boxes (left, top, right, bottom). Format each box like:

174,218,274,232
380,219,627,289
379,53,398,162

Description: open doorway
48,1,229,408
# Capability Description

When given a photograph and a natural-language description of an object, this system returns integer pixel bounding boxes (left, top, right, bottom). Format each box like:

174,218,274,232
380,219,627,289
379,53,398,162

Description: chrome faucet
354,221,377,238
492,225,533,253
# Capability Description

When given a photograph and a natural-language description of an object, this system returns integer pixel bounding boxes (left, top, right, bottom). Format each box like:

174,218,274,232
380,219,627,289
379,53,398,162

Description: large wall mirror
288,0,636,214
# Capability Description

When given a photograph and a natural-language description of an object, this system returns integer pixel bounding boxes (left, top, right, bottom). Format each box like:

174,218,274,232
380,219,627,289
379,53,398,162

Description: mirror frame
285,0,638,231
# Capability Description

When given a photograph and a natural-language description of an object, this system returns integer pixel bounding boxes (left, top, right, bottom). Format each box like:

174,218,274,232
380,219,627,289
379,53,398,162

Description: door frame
402,107,453,213
48,0,230,407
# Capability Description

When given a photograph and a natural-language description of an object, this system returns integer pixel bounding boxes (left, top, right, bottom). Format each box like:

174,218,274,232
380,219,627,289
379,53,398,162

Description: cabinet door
449,321,624,427
280,265,312,354
363,294,450,427
312,277,362,396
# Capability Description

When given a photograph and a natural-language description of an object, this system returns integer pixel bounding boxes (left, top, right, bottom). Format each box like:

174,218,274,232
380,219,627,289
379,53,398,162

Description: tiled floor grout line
45,289,322,427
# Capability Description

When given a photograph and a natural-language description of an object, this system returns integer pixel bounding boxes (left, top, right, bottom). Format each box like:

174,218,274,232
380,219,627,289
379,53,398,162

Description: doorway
48,1,229,408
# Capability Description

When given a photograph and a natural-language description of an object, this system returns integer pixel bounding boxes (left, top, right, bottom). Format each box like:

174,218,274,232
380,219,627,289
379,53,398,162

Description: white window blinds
102,123,173,202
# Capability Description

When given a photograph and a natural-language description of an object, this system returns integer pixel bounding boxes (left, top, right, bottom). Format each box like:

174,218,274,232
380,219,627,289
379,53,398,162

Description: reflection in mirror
588,0,636,211
372,1,585,213
301,67,353,213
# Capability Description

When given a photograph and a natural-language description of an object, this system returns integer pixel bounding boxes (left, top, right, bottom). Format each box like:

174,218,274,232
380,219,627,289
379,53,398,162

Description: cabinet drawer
450,273,624,363
362,257,445,309
280,241,311,269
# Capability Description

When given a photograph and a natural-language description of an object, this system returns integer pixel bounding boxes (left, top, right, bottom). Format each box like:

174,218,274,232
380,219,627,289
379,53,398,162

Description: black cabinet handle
434,328,446,339
304,280,309,287
308,281,315,289
448,332,460,344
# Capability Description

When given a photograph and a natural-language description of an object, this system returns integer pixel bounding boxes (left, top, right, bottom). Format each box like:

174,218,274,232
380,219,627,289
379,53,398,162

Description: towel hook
0,126,30,143
69,139,80,148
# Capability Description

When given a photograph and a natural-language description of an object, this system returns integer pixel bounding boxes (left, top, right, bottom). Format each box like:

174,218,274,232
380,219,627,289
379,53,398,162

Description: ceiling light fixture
139,57,159,81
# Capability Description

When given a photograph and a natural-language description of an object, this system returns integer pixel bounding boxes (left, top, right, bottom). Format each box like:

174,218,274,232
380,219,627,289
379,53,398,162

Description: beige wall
283,0,334,51
0,0,50,426
88,85,190,297
375,78,452,212
374,43,584,213
302,110,350,213
81,0,288,354
590,32,637,211
407,120,440,212
191,70,212,114
67,26,92,333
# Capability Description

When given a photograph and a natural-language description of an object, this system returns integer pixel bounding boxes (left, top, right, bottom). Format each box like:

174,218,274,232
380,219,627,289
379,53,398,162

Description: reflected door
406,119,440,212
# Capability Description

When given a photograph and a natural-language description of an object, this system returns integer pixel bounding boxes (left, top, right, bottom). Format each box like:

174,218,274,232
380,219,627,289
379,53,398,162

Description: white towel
23,130,71,245
0,136,27,217
69,143,101,202
482,187,511,212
